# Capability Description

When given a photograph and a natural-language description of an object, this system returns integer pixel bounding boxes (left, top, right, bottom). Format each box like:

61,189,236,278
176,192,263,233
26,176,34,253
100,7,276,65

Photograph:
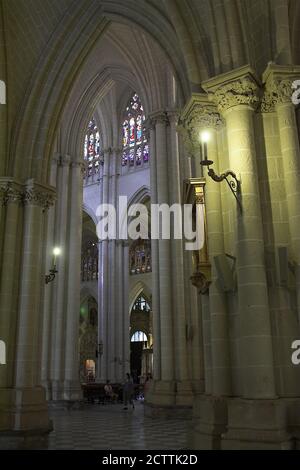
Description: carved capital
60,154,72,167
179,95,223,156
202,66,261,114
71,160,86,174
0,180,23,206
261,79,294,112
190,271,211,294
23,179,56,212
166,109,180,124
211,77,260,113
261,64,300,112
149,111,168,125
102,147,112,159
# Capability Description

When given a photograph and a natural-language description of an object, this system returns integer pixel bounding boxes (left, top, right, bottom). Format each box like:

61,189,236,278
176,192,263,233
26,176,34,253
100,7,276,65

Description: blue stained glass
136,147,142,165
143,144,149,162
122,151,128,166
129,149,135,166
122,93,149,168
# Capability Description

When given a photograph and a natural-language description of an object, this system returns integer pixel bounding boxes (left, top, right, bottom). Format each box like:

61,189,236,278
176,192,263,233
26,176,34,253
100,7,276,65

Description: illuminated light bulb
200,130,210,143
53,247,61,257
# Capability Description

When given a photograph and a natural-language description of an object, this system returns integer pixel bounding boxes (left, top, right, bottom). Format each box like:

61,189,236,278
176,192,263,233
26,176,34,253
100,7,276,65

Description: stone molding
71,160,86,174
210,77,260,113
166,109,180,124
178,94,222,157
261,64,300,113
148,110,168,126
0,178,56,211
0,179,23,206
202,65,261,114
261,80,294,112
24,179,56,211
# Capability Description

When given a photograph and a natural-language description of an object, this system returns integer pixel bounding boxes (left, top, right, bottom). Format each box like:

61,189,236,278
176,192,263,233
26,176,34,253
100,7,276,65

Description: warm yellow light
53,247,61,257
200,130,210,143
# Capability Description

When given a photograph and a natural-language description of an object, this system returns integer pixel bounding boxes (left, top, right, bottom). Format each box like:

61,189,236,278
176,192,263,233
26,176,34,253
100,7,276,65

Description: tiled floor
47,401,190,450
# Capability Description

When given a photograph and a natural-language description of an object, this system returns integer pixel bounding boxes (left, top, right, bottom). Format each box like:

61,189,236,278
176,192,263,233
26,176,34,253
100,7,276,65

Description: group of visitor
103,372,153,409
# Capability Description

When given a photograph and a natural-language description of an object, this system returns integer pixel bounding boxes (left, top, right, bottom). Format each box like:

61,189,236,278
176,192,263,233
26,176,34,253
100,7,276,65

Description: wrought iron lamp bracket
201,160,242,213
45,266,58,284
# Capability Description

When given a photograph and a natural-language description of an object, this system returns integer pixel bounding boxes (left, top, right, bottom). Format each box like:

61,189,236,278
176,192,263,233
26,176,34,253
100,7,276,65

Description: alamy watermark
96,196,205,251
0,340,6,365
0,80,6,105
291,79,300,105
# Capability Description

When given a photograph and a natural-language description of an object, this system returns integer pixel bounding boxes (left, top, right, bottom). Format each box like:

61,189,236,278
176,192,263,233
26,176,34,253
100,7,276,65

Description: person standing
123,373,135,410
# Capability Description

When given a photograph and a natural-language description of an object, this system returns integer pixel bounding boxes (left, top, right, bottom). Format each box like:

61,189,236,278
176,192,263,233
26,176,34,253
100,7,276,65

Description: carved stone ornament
148,111,168,126
0,181,23,206
23,180,56,212
178,103,223,157
190,271,210,294
212,77,260,113
261,79,294,112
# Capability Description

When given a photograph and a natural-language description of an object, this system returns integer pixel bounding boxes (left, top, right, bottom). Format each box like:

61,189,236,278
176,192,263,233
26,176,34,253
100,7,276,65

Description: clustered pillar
0,178,55,448
145,111,193,411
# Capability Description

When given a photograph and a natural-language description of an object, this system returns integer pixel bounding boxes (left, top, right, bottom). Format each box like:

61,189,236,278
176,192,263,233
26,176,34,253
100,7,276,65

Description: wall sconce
199,131,242,213
96,341,103,358
45,247,61,284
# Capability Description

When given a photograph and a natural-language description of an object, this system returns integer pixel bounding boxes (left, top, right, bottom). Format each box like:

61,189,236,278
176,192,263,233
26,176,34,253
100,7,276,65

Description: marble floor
47,401,190,450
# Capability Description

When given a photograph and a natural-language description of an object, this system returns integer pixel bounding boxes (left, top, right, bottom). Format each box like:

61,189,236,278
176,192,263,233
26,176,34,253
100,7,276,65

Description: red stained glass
122,93,149,168
83,118,101,182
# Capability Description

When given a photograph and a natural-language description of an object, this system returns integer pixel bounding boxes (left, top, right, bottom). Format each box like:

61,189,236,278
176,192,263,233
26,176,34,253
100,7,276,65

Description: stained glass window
122,93,149,168
132,295,151,312
131,331,148,342
81,240,98,281
129,239,152,275
83,118,102,183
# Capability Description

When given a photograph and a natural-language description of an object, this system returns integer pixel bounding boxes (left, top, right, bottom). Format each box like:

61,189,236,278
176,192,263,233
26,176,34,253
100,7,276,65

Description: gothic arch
10,1,190,182
129,281,152,312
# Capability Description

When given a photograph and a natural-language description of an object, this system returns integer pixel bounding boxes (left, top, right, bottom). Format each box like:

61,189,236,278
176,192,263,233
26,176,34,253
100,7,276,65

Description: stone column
186,251,205,392
0,5,6,178
178,118,205,392
107,148,118,382
115,241,124,382
148,119,161,381
181,94,232,396
95,157,103,382
13,180,54,435
51,155,71,400
263,65,300,323
206,126,232,396
204,69,276,399
202,117,232,396
98,148,110,382
41,157,58,399
63,161,84,400
167,111,192,405
203,66,288,450
262,65,300,447
153,112,175,405
122,241,130,376
0,180,23,389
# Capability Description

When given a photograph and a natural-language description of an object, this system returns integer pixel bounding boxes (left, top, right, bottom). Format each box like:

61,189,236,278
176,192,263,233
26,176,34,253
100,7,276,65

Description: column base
145,380,192,418
51,379,82,401
176,380,194,406
190,379,205,394
0,386,52,449
284,398,300,449
41,380,52,401
189,394,227,450
221,398,293,450
62,379,83,401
